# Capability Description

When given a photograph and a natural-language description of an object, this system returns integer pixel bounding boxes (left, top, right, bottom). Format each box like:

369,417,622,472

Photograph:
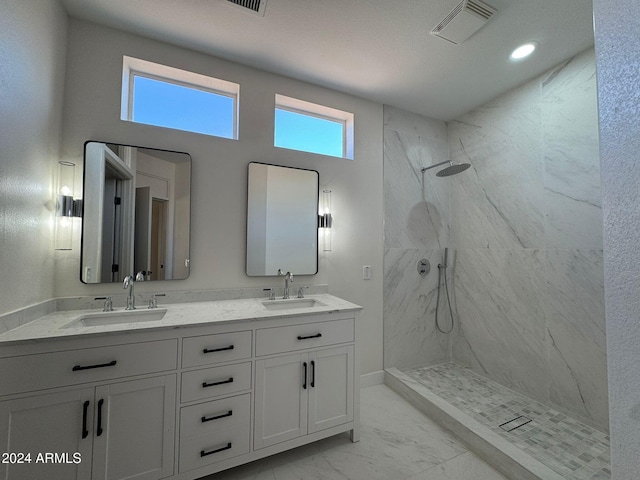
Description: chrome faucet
123,272,145,310
278,270,294,299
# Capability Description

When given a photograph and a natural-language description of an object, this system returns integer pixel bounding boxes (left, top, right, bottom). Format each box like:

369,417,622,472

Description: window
274,94,354,159
121,56,239,139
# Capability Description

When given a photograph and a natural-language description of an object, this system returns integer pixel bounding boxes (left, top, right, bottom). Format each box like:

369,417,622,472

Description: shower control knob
417,259,430,277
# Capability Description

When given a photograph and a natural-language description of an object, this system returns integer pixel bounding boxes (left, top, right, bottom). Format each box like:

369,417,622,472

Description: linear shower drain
499,415,532,432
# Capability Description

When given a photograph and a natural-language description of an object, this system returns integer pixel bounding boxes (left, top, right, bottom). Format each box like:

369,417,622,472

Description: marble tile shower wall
383,106,452,370
448,48,607,430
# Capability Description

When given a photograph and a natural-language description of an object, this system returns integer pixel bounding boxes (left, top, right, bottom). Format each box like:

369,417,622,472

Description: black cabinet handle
72,360,117,371
82,400,90,439
203,345,234,354
201,410,233,423
201,443,232,457
96,399,104,437
297,333,322,340
310,360,315,388
302,362,307,389
202,377,234,388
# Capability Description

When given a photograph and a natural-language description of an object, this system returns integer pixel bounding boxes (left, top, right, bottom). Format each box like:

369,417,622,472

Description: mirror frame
245,162,319,277
79,140,192,284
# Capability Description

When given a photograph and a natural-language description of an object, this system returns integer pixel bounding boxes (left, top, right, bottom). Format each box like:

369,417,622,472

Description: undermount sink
261,298,326,311
64,308,168,328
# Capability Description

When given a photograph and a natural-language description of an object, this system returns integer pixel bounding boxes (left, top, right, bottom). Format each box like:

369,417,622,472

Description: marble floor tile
406,451,508,480
203,385,504,480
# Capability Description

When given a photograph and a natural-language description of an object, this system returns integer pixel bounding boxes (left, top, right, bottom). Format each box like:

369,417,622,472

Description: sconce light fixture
55,161,82,250
318,189,332,251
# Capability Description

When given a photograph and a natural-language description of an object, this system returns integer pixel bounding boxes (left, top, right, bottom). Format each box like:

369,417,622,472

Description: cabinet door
308,345,354,434
0,388,94,480
92,375,176,480
254,353,308,449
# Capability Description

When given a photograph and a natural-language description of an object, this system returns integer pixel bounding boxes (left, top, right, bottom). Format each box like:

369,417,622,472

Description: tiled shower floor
403,363,611,480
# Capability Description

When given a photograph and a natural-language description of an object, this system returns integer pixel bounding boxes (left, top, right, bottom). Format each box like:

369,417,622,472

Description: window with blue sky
121,56,239,140
274,94,354,160
132,76,235,138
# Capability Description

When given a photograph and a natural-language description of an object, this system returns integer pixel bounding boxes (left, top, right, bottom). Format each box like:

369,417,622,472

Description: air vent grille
224,0,267,16
227,0,261,13
430,0,497,45
432,2,465,34
465,0,495,20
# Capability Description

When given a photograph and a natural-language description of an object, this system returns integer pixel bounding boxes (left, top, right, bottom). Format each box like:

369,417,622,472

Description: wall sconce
55,161,82,250
318,189,332,251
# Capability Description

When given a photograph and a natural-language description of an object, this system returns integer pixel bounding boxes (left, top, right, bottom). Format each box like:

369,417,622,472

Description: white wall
0,0,68,315
593,0,640,477
56,19,384,376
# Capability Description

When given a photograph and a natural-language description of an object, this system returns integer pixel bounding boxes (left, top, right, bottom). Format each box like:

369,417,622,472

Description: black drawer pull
81,400,90,439
297,333,322,340
72,360,117,371
96,399,104,437
201,443,232,457
201,410,233,423
202,377,234,388
203,345,234,354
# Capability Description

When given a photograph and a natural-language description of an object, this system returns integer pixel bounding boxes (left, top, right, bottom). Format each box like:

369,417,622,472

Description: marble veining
383,105,451,370
384,248,450,369
542,49,602,249
445,48,606,429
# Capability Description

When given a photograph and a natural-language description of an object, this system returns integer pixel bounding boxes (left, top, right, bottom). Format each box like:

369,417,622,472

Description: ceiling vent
225,0,268,16
430,0,497,45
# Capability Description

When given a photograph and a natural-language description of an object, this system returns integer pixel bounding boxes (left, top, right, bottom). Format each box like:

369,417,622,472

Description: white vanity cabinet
0,339,178,480
254,317,355,450
177,331,253,475
0,297,360,480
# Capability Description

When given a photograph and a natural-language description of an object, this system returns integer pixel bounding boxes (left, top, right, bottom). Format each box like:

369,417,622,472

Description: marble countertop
0,294,362,346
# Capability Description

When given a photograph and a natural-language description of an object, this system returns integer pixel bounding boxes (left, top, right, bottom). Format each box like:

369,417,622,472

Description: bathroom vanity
0,294,361,480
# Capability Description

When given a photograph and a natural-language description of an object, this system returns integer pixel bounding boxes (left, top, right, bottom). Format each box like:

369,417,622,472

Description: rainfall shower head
436,163,471,177
421,160,471,177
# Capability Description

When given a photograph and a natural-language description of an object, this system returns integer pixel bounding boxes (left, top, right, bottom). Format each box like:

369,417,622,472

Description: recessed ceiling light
510,43,537,61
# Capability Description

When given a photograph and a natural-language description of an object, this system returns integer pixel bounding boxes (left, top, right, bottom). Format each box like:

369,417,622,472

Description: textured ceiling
59,0,594,120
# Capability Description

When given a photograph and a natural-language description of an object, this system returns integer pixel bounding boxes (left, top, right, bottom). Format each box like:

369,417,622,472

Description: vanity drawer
255,318,354,356
179,394,251,472
0,339,178,397
182,331,252,368
181,362,251,403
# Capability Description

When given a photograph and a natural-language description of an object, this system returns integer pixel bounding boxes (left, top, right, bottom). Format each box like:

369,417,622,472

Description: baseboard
360,370,384,388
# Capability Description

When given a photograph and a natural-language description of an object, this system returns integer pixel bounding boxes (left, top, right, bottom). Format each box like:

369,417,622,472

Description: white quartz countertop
0,294,362,346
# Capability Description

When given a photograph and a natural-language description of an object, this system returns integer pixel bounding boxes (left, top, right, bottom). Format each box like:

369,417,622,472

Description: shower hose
435,260,455,334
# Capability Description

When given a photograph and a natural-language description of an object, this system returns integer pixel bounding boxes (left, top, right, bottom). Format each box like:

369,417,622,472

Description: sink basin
64,309,168,328
261,298,326,311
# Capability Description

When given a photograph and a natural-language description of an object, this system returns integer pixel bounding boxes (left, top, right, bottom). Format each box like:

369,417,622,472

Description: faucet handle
297,286,308,299
95,296,113,312
148,293,166,309
263,288,276,301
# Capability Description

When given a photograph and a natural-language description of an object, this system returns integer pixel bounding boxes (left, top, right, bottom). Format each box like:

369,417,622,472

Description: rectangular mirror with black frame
81,141,191,284
246,162,319,276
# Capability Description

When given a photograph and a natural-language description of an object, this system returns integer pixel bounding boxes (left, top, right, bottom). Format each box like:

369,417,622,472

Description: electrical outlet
362,265,371,280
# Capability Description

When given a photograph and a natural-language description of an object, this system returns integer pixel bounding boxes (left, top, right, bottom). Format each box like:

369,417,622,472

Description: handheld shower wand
435,248,455,334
